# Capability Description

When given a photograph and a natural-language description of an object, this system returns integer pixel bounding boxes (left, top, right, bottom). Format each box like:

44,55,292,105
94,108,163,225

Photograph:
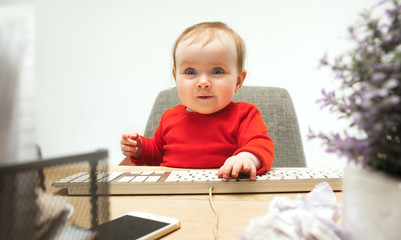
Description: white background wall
2,0,380,166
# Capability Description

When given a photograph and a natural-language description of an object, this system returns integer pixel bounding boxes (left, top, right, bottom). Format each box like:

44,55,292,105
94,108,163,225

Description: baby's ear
172,70,176,80
235,70,247,92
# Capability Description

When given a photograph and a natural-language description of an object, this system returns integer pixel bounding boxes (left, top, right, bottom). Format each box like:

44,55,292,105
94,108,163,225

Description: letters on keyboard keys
52,168,343,195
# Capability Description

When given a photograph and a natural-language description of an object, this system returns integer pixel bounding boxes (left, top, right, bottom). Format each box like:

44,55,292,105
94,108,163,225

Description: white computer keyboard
52,168,343,195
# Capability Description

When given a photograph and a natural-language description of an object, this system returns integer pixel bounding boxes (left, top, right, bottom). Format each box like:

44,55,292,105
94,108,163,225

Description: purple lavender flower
310,0,401,177
371,72,385,82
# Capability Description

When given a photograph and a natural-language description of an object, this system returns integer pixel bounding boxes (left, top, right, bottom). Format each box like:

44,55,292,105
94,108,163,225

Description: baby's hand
121,132,142,158
218,152,261,181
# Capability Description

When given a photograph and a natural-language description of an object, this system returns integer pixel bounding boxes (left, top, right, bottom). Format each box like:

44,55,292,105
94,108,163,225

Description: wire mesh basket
0,149,110,240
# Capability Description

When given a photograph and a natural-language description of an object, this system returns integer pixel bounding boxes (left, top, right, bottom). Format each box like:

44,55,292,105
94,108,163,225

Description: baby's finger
231,161,243,178
129,132,140,139
248,164,257,181
218,163,233,179
121,144,137,153
241,161,252,172
122,132,132,139
121,137,137,146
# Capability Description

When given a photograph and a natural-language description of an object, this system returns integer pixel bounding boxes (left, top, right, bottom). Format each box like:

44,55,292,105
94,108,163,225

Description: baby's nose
197,75,211,89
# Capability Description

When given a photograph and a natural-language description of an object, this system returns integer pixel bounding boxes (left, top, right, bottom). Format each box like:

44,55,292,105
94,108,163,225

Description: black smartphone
93,211,180,240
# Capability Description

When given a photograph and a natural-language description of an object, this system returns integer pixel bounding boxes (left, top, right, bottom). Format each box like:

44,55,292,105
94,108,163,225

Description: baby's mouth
198,96,213,99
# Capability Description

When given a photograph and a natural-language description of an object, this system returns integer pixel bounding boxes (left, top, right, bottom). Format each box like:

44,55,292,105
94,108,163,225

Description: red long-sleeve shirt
130,102,274,174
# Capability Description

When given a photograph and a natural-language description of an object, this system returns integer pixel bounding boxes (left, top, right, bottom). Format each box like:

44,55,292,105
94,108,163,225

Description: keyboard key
106,172,124,182
312,174,326,179
131,176,148,183
282,175,297,180
209,178,223,182
326,174,341,179
268,175,283,180
57,172,88,183
298,175,312,180
117,176,135,183
256,175,268,181
71,174,91,183
145,176,161,183
180,177,193,182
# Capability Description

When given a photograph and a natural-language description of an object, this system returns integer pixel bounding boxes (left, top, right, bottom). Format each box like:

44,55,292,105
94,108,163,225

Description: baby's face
174,37,245,114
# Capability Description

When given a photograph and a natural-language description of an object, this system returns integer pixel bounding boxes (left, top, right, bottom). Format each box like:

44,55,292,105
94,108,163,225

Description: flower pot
342,163,401,240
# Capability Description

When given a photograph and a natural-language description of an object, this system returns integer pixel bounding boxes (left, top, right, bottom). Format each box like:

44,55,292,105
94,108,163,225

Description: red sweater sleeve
130,114,167,166
129,136,164,166
233,104,275,174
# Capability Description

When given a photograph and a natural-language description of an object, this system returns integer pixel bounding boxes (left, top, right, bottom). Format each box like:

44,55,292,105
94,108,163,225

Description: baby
121,22,274,180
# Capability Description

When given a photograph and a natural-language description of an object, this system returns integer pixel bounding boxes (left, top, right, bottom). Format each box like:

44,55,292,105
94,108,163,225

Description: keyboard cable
208,186,219,240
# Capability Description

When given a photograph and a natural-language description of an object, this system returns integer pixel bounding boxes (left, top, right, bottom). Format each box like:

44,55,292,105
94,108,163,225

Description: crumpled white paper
239,182,345,240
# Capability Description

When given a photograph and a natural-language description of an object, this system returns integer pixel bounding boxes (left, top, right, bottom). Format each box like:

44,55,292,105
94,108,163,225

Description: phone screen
95,215,170,239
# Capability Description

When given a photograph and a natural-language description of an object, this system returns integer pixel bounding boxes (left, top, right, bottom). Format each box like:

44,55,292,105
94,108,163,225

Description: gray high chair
120,86,306,167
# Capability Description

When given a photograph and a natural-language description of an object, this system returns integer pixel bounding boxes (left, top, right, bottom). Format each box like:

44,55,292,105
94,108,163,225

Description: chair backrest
144,86,306,167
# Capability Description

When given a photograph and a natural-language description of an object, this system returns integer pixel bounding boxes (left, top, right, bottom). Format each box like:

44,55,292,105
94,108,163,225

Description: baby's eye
212,68,223,75
185,69,197,75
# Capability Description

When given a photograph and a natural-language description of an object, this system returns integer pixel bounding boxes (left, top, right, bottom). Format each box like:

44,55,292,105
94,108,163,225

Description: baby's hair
172,21,246,73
